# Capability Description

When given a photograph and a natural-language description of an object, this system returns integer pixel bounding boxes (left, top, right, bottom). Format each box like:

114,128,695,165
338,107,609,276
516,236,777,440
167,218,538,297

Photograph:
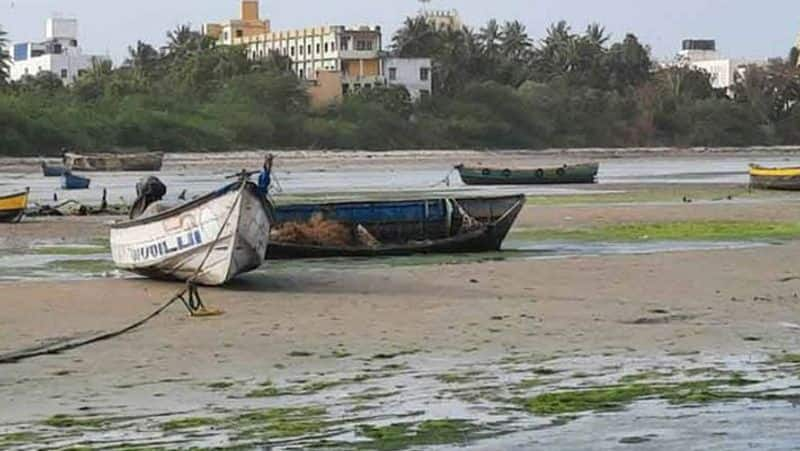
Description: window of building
340,37,349,51
316,43,321,54
70,39,78,47
307,44,312,55
324,42,329,53
299,45,304,55
356,40,373,51
420,67,430,81
60,69,68,79
290,46,295,56
299,68,304,78
53,44,63,54
388,67,397,81
235,30,243,38
223,31,229,41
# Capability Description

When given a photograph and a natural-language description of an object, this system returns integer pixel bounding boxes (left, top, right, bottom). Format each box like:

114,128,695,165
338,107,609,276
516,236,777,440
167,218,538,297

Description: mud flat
1,179,800,449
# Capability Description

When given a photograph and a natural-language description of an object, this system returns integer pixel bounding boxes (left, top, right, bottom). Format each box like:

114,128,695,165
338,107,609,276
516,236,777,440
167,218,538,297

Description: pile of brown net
270,213,355,246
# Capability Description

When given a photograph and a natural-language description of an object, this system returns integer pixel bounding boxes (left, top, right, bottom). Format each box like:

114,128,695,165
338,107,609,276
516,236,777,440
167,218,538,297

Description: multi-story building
423,9,462,31
9,18,100,85
204,0,383,92
383,57,432,100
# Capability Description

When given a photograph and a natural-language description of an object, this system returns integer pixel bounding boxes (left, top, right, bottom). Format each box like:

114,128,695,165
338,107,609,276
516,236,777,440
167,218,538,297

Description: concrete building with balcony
9,18,100,85
204,0,383,91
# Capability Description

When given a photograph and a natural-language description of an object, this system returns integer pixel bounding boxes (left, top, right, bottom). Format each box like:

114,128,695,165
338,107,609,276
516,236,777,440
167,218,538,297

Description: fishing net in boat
271,214,382,248
271,213,354,246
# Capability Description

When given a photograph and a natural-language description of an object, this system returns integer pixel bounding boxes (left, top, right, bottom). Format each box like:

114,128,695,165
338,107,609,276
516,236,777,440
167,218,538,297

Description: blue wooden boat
61,172,91,190
41,162,66,177
268,194,525,259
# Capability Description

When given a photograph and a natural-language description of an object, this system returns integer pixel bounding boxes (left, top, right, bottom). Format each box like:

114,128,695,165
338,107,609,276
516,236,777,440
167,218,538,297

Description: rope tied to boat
0,178,252,364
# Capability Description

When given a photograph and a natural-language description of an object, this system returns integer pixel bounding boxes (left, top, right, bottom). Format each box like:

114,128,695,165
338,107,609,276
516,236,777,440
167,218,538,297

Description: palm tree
166,24,206,57
584,23,609,47
480,19,501,58
392,17,438,57
500,21,532,61
125,40,160,71
0,26,10,85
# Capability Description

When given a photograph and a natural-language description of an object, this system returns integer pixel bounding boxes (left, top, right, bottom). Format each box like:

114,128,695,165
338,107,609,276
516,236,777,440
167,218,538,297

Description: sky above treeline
1,0,798,64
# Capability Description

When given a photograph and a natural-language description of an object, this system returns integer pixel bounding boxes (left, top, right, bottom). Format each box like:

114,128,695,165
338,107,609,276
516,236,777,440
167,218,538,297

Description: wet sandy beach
1,151,800,450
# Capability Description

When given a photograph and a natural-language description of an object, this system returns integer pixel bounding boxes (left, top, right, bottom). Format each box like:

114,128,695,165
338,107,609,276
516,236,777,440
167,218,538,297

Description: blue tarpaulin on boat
275,199,448,225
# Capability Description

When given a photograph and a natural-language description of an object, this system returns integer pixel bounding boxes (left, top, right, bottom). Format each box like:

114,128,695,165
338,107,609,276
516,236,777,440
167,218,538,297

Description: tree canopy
1,19,800,156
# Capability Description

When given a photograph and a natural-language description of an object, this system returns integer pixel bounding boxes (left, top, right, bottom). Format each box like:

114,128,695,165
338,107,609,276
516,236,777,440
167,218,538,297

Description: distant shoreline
3,146,800,173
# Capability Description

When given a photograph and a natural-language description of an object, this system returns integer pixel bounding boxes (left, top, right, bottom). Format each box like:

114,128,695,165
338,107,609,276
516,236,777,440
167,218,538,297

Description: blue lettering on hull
129,228,204,263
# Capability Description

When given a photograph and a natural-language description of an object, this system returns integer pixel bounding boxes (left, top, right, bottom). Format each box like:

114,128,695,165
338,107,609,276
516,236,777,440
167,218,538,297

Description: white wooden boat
110,181,271,286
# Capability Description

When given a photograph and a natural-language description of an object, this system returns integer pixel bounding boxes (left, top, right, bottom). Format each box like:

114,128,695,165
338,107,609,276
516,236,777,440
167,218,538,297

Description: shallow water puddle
2,352,798,450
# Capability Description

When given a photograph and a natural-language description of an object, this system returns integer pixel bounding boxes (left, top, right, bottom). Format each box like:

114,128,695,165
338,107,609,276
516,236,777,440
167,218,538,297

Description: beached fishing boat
456,163,599,185
749,164,800,190
41,162,66,177
64,151,164,172
267,194,525,259
61,172,91,190
110,179,272,286
0,189,29,223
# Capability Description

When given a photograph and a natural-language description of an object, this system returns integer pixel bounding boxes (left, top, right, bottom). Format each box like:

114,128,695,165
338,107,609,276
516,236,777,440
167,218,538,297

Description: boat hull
41,163,66,177
110,182,271,286
267,195,525,259
61,173,91,190
65,152,164,172
457,163,599,185
749,166,800,191
0,190,29,223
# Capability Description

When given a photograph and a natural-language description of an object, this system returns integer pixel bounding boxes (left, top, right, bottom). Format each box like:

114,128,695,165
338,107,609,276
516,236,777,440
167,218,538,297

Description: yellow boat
0,189,30,223
749,165,800,191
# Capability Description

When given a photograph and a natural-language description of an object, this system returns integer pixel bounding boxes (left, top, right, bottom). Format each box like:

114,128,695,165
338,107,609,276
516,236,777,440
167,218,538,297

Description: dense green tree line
0,20,799,156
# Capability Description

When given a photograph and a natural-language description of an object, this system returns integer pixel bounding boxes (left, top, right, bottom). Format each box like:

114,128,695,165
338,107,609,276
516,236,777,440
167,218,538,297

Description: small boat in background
110,179,271,286
64,151,164,172
267,194,525,259
456,163,599,185
41,161,66,177
749,164,800,191
0,189,30,223
62,172,91,190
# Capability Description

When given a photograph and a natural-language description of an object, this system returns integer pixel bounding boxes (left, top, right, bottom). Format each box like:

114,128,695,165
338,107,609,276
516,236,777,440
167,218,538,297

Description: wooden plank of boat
64,151,164,172
0,189,30,223
110,181,271,286
456,163,599,185
749,164,800,191
61,172,91,190
267,194,525,259
41,162,66,177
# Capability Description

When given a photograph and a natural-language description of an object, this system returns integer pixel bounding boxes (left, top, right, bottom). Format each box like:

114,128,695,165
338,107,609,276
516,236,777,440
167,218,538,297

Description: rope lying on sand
0,180,249,365
0,296,180,364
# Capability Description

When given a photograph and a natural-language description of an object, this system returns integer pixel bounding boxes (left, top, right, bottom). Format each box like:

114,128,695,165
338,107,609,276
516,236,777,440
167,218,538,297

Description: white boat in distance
110,180,271,286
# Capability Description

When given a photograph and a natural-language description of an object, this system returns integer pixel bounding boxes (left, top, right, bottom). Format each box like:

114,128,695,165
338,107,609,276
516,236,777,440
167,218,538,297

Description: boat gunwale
275,194,526,211
0,190,29,202
456,162,599,173
111,181,270,230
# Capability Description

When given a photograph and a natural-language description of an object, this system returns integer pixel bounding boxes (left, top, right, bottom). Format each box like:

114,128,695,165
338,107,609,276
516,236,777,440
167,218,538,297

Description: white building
9,18,100,85
383,57,432,100
675,39,750,91
423,9,462,31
